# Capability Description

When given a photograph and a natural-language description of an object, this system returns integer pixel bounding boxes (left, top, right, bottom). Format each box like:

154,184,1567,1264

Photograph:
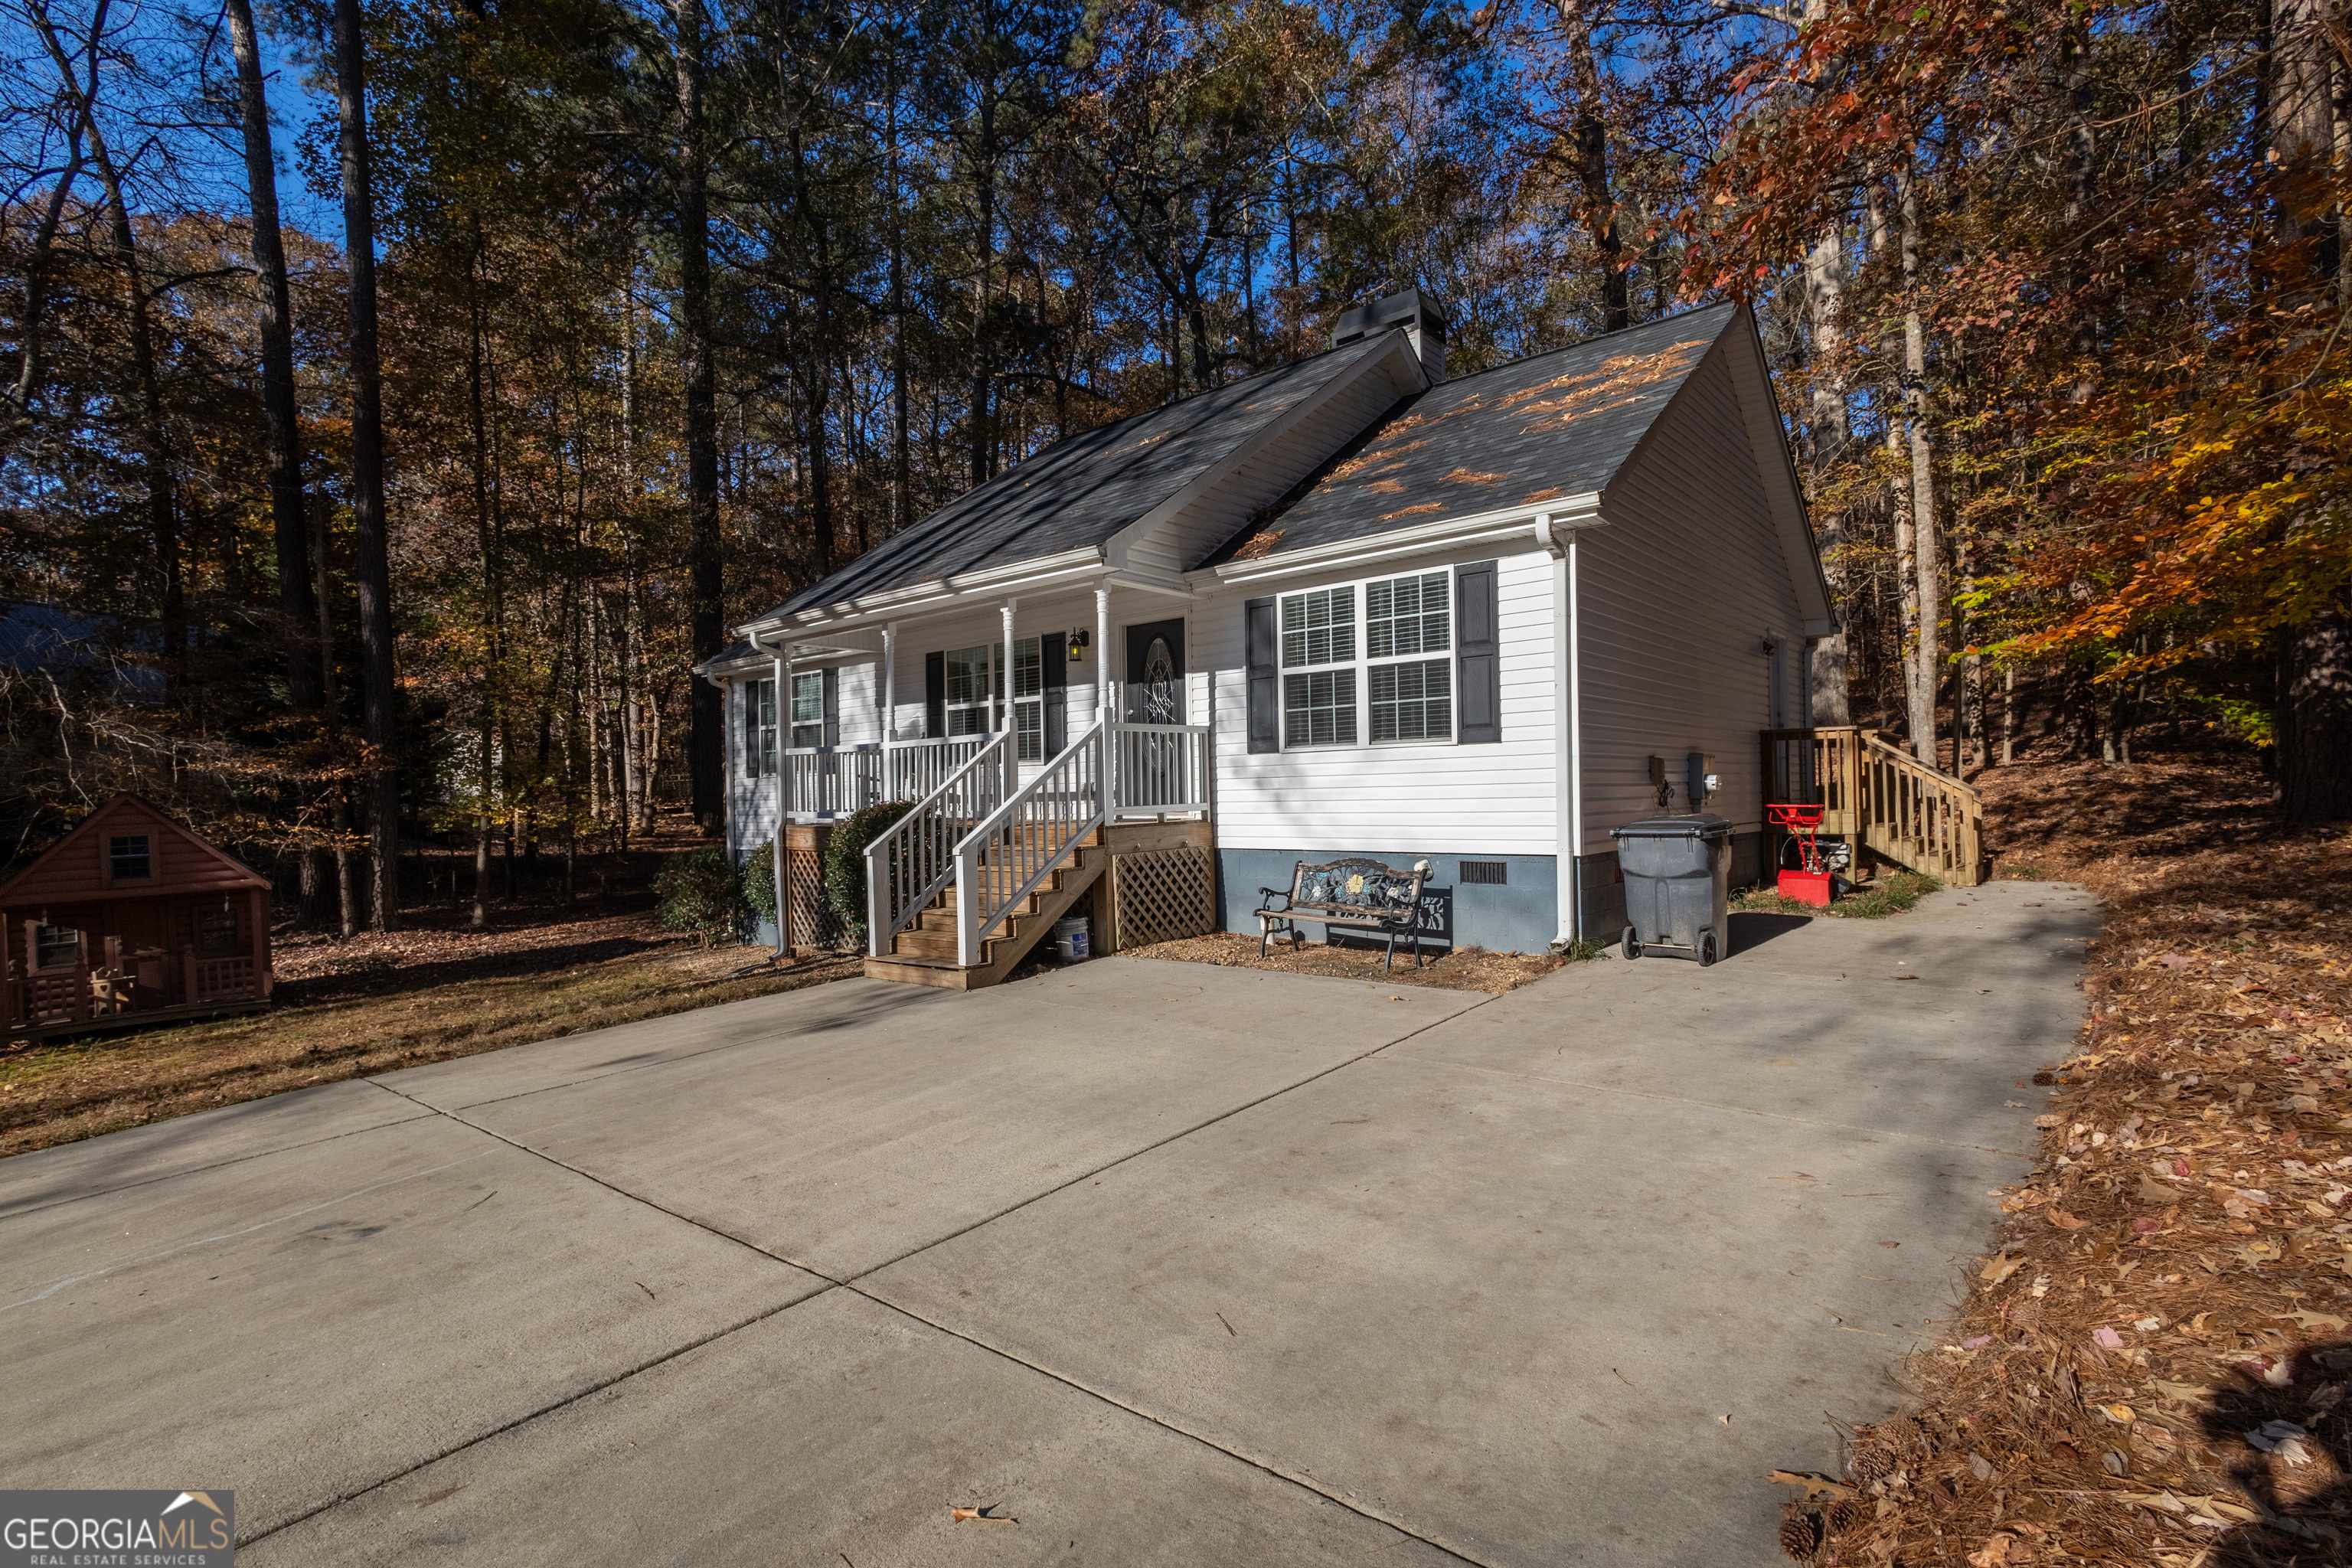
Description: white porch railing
1109,721,1210,818
952,720,1108,966
865,733,1011,956
783,734,985,822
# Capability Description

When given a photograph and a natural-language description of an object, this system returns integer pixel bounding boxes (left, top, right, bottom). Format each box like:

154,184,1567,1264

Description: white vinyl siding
1207,544,1560,855
1575,336,1808,851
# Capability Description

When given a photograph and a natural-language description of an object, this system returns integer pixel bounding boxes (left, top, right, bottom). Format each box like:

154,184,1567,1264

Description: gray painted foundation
1217,849,1560,955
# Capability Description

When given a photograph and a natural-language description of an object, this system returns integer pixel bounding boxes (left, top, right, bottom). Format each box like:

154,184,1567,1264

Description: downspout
1533,514,1586,944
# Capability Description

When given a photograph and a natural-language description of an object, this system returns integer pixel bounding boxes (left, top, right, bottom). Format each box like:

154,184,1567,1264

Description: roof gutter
1207,492,1604,586
732,545,1109,643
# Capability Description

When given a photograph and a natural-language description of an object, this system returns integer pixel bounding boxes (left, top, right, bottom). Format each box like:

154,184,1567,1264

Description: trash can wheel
1620,924,1641,961
1697,929,1719,968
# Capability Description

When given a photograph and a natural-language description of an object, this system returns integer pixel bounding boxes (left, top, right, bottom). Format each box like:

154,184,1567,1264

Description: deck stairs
864,822,1105,990
861,723,1116,992
1762,725,1989,886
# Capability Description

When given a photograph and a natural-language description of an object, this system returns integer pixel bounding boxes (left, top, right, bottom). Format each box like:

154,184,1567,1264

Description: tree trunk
1896,166,1942,766
333,0,400,930
2,90,87,449
969,86,998,486
1558,2,1627,332
227,0,322,714
2268,0,2350,816
468,229,500,930
887,31,913,534
674,0,725,835
1802,220,1852,724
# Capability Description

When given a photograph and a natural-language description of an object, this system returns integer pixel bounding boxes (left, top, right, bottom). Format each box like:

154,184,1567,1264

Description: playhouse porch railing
1762,725,1988,886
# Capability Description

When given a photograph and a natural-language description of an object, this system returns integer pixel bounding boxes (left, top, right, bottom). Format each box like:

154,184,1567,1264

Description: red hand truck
1766,802,1834,907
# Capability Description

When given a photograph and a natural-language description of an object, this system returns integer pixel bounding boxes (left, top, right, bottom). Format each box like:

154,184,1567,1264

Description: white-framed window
943,645,995,737
1366,569,1452,742
746,678,779,778
1012,636,1045,762
1279,567,1455,748
1280,586,1357,746
790,671,825,749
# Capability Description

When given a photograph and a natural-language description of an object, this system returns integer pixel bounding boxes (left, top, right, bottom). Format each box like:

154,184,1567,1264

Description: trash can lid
1610,813,1735,841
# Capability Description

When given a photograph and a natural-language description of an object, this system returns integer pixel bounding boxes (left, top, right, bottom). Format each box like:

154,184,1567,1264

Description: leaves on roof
1506,339,1712,435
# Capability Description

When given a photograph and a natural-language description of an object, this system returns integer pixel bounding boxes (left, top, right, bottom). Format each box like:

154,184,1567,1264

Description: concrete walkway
1,882,2098,1566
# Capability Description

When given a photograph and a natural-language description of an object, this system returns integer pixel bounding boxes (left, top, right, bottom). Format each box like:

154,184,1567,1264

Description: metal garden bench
1256,857,1431,970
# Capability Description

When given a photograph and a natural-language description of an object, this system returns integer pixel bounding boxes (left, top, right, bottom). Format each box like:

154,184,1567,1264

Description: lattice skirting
1108,845,1215,951
784,837,846,950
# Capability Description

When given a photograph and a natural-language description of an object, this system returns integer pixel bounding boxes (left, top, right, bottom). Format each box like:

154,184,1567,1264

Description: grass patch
0,910,857,1158
1730,867,1942,920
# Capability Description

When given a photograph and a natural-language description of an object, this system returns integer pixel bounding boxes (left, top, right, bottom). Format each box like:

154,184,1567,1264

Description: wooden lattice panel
784,841,844,950
1110,845,1214,951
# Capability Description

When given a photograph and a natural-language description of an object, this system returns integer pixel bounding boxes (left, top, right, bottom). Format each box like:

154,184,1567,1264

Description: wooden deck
1762,726,1988,886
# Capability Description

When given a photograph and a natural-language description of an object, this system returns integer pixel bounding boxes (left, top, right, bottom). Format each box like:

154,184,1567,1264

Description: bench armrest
1255,887,1293,912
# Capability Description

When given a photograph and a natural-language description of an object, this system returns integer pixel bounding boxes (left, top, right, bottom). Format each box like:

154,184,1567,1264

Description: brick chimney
1331,287,1449,385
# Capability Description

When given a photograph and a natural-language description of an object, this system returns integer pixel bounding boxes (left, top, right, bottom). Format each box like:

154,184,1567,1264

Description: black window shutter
1455,561,1501,744
822,667,839,748
1245,596,1279,753
924,651,946,737
1040,632,1067,756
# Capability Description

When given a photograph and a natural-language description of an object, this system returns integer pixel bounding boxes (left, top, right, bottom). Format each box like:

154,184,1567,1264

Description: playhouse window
34,924,80,970
108,833,152,881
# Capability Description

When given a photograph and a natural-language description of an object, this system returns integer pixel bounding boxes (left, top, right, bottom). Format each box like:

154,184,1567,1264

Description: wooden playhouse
1,795,274,1039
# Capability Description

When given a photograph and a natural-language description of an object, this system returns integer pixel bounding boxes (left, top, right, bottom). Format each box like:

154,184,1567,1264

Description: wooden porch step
864,845,1106,991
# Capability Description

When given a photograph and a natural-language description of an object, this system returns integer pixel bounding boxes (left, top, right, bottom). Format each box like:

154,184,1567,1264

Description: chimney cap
1331,286,1449,348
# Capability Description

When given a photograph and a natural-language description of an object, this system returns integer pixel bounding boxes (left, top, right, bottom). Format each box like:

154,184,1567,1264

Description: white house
697,292,1837,988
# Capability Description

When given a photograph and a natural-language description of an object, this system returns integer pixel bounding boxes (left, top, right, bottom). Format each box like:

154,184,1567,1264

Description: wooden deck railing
1762,726,1988,886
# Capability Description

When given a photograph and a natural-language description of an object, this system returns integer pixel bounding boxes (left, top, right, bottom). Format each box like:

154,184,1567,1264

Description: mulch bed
1127,929,1564,993
1776,756,2352,1566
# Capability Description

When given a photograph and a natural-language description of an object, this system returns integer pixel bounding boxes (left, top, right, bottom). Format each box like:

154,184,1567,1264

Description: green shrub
654,846,746,946
824,800,915,949
742,838,778,926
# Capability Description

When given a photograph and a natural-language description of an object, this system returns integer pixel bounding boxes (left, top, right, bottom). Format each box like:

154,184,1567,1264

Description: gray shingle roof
751,333,1392,628
1197,303,1736,567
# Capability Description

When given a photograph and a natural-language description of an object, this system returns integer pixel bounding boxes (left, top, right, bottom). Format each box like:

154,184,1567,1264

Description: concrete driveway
2,882,2097,1566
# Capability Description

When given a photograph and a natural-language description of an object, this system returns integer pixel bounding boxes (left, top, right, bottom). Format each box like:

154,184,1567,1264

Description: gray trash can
1610,814,1733,966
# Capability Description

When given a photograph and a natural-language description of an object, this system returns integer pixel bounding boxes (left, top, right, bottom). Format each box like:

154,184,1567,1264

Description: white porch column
1096,585,1113,812
1095,586,1112,724
1000,598,1018,746
880,622,897,743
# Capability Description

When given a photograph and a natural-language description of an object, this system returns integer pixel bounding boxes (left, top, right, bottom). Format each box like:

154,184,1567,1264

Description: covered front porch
725,577,1219,978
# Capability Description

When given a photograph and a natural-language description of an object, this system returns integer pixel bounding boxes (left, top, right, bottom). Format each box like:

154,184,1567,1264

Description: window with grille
791,671,825,750
108,833,152,881
34,924,80,969
943,645,995,737
1278,567,1455,750
746,679,778,777
1012,637,1045,762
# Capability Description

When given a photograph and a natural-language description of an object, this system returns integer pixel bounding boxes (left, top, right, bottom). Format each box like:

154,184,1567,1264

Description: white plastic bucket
1050,916,1090,962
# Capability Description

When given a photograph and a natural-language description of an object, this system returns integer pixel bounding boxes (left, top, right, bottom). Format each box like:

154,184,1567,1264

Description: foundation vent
1460,859,1508,886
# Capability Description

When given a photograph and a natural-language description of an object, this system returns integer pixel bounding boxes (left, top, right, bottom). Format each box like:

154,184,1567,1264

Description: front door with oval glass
1124,619,1186,725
